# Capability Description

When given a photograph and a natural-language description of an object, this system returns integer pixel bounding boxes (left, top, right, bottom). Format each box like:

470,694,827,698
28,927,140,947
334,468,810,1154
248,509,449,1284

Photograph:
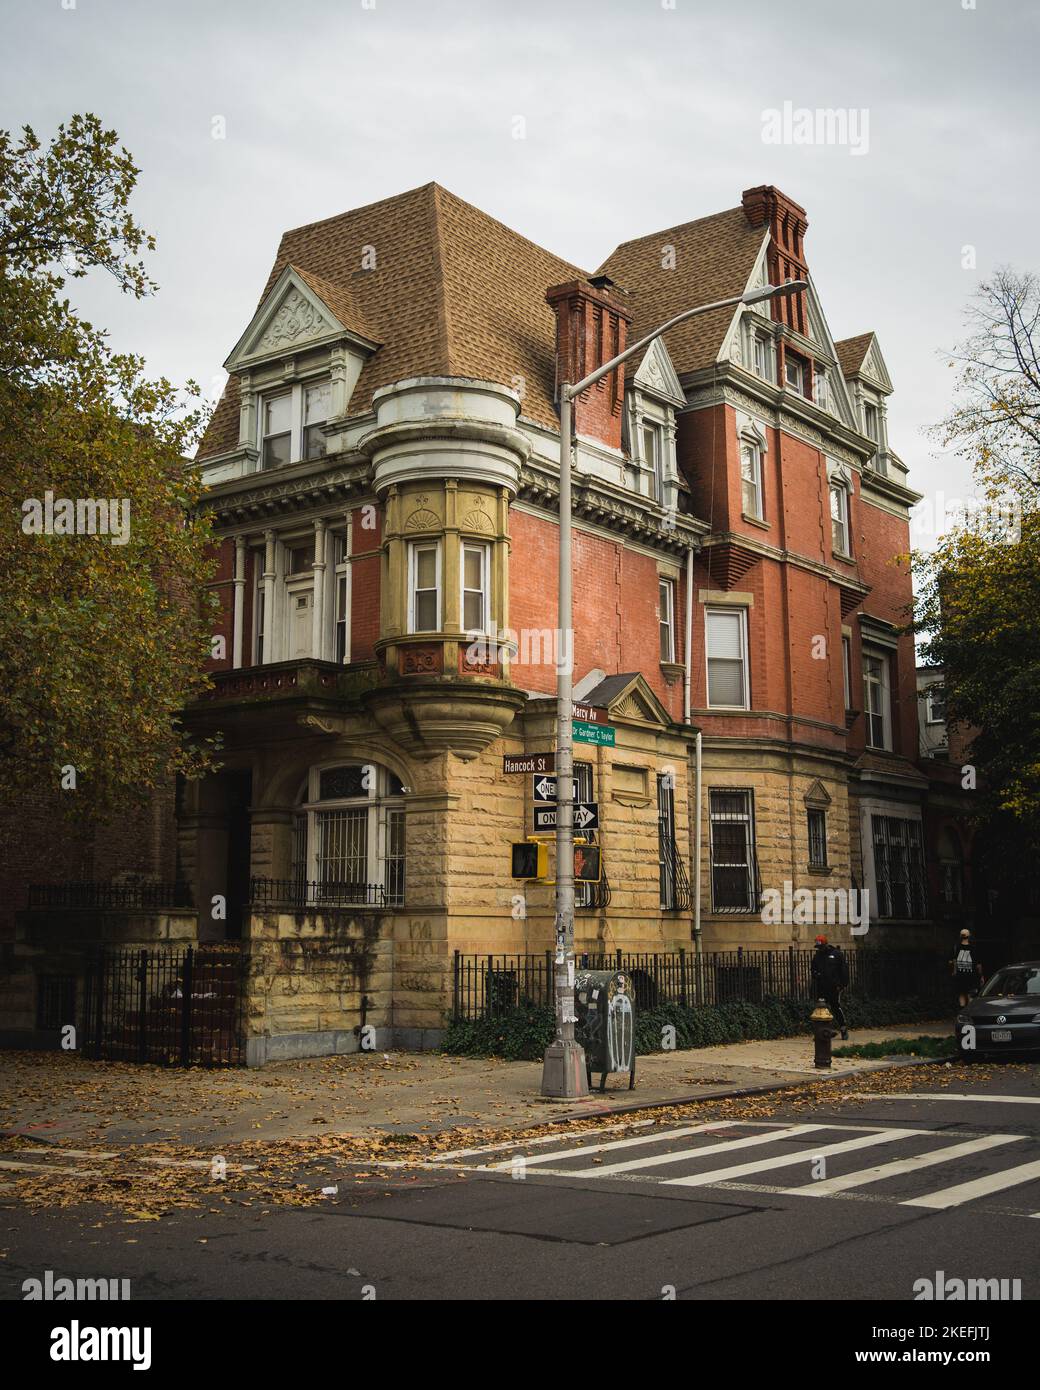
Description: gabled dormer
835,332,894,474
623,336,685,513
211,265,381,480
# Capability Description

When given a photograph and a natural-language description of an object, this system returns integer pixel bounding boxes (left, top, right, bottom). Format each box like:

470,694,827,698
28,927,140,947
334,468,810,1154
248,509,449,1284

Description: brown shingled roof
834,332,874,379
596,206,766,379
197,182,583,459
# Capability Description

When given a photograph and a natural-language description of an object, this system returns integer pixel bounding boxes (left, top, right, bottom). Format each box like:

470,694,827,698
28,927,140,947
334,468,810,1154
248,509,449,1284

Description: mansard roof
596,207,766,380
199,182,584,458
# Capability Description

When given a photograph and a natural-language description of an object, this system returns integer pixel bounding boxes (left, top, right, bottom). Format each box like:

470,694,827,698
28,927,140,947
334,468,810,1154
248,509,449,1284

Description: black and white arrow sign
532,774,579,803
533,802,599,831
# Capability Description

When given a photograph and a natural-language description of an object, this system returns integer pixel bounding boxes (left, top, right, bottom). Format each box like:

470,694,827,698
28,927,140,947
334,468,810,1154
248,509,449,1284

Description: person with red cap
810,933,849,1040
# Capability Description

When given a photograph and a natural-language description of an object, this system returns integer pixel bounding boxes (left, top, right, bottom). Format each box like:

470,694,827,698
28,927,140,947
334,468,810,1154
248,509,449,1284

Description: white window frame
257,375,332,469
659,578,676,663
785,353,807,395
333,533,351,664
460,541,491,635
863,399,880,444
300,763,406,906
863,649,892,750
747,321,775,383
740,437,764,519
705,606,750,710
642,419,663,501
408,540,442,634
830,482,851,558
925,684,946,726
814,365,830,413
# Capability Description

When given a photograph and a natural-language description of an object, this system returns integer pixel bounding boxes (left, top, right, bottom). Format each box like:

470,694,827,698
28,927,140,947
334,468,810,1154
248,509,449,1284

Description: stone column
262,529,276,664
311,518,326,660
232,535,246,669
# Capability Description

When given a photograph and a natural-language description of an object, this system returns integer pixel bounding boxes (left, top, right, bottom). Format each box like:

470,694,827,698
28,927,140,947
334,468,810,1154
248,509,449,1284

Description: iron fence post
92,946,105,1061
180,947,194,1066
136,949,148,1064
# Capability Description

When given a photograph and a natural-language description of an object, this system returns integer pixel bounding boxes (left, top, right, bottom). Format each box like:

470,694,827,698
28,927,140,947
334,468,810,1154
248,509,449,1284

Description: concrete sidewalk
0,1022,951,1149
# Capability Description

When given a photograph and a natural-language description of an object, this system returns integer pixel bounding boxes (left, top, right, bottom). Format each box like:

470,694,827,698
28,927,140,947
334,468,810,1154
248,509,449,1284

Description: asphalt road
2,1065,1038,1304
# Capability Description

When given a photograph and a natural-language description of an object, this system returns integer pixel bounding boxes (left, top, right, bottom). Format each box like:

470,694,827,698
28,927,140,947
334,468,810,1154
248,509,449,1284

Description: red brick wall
508,508,685,720
350,505,381,662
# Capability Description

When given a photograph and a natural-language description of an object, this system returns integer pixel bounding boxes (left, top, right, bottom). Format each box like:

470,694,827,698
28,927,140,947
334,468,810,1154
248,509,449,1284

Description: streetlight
539,277,809,1099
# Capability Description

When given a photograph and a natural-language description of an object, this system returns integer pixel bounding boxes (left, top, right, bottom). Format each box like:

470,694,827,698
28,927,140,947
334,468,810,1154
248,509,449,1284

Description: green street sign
573,719,615,747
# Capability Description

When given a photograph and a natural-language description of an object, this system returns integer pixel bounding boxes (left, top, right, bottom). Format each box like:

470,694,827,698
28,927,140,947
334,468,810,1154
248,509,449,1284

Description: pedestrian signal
574,844,602,883
512,841,548,880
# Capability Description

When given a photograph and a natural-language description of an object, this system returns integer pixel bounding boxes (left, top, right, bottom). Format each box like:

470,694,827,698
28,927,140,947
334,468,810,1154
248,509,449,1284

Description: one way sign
533,802,599,831
532,774,579,803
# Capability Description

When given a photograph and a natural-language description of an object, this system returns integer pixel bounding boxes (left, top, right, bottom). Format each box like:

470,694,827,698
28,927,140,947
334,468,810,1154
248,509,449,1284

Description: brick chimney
546,277,631,452
742,185,809,335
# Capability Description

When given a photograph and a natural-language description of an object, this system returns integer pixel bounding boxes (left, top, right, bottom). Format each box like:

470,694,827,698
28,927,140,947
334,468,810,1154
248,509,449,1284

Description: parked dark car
956,961,1040,1060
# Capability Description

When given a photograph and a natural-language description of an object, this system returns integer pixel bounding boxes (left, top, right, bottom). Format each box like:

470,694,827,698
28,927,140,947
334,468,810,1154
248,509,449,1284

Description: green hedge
441,993,950,1061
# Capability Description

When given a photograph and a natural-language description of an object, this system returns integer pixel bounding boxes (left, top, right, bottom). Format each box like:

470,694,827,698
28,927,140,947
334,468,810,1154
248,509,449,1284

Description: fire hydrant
811,999,837,1069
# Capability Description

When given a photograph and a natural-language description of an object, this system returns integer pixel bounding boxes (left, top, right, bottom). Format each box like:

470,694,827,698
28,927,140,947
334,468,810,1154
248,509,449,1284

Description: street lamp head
740,279,809,306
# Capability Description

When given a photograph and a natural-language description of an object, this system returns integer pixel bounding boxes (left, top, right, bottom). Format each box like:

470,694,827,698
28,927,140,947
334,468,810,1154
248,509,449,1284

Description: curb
549,1053,946,1125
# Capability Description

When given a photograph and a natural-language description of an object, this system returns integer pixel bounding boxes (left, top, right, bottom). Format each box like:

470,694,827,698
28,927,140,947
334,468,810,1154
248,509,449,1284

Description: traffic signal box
510,840,601,883
511,841,548,880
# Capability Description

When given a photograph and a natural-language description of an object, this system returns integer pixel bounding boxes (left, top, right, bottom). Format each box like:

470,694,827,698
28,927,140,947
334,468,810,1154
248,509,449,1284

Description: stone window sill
742,513,770,531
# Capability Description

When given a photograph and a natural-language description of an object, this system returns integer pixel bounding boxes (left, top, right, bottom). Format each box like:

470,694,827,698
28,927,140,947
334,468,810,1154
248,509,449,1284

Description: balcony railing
248,877,397,909
28,882,194,911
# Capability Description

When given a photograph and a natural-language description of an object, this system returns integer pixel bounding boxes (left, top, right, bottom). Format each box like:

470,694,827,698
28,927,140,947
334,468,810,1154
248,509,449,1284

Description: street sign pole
540,382,588,1099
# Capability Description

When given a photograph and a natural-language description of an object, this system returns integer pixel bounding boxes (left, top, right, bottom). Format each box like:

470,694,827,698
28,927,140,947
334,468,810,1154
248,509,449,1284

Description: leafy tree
0,114,218,816
913,270,1040,841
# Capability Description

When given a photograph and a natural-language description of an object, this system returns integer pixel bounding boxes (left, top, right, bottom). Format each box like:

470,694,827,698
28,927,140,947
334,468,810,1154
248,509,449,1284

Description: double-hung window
706,608,749,709
830,483,850,557
261,393,292,468
750,326,774,382
659,579,676,662
785,353,808,395
814,366,830,412
740,439,763,519
709,789,757,911
842,635,852,711
925,684,946,725
461,543,490,633
298,764,407,907
862,650,891,750
333,534,350,663
642,421,663,501
259,376,332,468
408,541,441,633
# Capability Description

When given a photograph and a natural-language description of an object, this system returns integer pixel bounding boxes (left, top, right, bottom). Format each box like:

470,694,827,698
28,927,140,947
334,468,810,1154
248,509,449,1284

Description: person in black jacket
950,928,984,1008
811,934,849,1040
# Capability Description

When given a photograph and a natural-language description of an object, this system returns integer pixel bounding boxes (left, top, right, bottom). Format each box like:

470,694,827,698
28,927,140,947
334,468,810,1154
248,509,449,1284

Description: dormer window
750,325,774,382
642,421,663,500
814,366,830,413
259,376,332,469
864,400,880,444
262,393,292,468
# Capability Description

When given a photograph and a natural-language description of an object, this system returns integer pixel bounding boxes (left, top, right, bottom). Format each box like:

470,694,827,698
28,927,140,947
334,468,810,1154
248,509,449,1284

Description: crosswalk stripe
851,1092,1040,1106
572,1123,828,1177
432,1119,659,1163
663,1127,926,1188
489,1121,735,1170
139,1157,257,1171
902,1157,1040,1209
783,1133,1026,1197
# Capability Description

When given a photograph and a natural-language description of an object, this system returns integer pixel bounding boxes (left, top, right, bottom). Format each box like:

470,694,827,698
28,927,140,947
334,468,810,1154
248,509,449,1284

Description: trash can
574,969,636,1093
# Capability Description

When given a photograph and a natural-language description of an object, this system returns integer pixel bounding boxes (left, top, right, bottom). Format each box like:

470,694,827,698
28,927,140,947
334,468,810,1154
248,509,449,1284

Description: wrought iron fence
249,877,391,908
83,945,248,1066
28,881,194,910
452,945,946,1020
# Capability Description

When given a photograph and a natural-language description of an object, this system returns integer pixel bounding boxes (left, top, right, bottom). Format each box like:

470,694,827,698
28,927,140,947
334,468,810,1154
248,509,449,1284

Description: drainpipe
684,544,703,966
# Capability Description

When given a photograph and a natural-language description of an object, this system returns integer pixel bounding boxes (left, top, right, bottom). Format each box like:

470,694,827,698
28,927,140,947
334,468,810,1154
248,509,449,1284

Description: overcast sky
3,0,1038,528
